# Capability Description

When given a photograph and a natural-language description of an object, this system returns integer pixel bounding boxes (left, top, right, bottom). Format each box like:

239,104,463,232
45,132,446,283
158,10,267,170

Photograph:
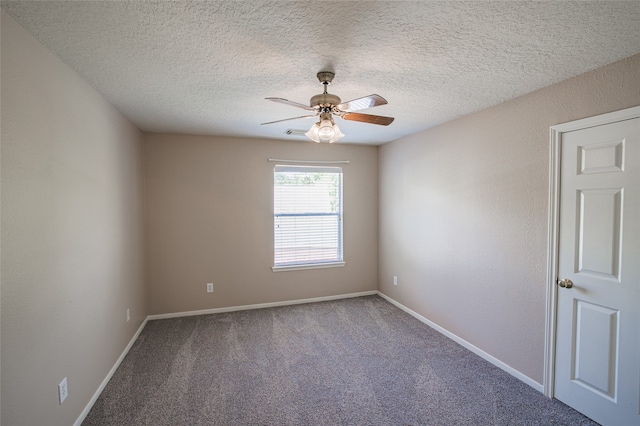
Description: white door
554,115,639,425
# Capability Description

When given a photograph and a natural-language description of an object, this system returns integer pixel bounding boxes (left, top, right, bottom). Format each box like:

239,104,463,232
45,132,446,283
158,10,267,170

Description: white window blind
274,165,343,268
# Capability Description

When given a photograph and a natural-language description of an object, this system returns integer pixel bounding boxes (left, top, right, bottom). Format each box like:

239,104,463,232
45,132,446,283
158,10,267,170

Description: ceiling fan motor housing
310,93,341,109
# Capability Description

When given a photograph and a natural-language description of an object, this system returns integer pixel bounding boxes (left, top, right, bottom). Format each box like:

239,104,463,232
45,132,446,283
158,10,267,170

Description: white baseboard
147,290,378,320
376,291,544,393
74,318,149,426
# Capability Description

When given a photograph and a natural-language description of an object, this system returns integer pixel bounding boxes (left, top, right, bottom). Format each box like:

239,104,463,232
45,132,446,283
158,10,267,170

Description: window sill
272,261,345,272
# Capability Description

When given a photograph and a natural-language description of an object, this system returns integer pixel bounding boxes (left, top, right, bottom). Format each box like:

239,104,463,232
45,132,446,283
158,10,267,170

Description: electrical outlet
207,283,214,293
58,377,68,404
393,276,398,286
126,308,130,322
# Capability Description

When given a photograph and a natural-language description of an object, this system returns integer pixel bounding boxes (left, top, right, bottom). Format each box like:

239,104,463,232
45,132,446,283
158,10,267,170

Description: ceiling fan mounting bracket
316,71,335,85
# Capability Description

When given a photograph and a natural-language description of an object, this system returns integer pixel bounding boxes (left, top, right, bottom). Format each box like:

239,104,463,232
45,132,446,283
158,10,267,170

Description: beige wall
378,54,640,385
144,134,378,314
1,11,147,426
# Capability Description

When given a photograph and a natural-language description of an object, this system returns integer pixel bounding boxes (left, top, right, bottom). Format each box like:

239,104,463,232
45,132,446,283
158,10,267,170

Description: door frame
543,105,640,398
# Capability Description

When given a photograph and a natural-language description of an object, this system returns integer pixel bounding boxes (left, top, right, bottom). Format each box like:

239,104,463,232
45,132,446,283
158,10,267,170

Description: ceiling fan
261,71,394,143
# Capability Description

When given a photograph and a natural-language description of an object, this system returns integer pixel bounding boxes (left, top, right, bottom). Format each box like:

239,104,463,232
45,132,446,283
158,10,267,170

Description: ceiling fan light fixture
304,122,322,143
328,123,344,143
305,119,344,143
318,119,336,140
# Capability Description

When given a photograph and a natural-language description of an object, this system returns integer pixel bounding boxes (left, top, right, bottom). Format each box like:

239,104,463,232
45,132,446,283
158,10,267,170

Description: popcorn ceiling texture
2,0,640,144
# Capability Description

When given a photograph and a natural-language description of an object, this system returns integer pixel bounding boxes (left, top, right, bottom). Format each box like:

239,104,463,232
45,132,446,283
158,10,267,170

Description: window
273,165,344,271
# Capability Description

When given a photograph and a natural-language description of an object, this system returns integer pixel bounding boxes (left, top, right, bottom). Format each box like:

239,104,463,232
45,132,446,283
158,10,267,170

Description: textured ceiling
2,1,640,145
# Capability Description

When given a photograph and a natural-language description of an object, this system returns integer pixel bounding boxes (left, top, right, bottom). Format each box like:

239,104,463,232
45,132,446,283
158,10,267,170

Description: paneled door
554,114,639,425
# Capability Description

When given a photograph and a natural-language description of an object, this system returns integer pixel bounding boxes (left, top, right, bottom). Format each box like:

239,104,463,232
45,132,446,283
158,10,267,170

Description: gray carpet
83,295,597,425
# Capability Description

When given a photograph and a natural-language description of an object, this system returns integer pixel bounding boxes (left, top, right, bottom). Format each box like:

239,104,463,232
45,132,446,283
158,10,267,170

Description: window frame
272,165,345,272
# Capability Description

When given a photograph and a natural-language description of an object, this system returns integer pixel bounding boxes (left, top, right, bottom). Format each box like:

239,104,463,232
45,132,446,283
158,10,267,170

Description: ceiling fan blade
337,94,388,112
342,112,394,126
261,114,318,125
266,97,317,111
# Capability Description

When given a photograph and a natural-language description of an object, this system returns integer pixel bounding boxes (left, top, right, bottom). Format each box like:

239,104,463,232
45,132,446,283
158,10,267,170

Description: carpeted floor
83,295,597,425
